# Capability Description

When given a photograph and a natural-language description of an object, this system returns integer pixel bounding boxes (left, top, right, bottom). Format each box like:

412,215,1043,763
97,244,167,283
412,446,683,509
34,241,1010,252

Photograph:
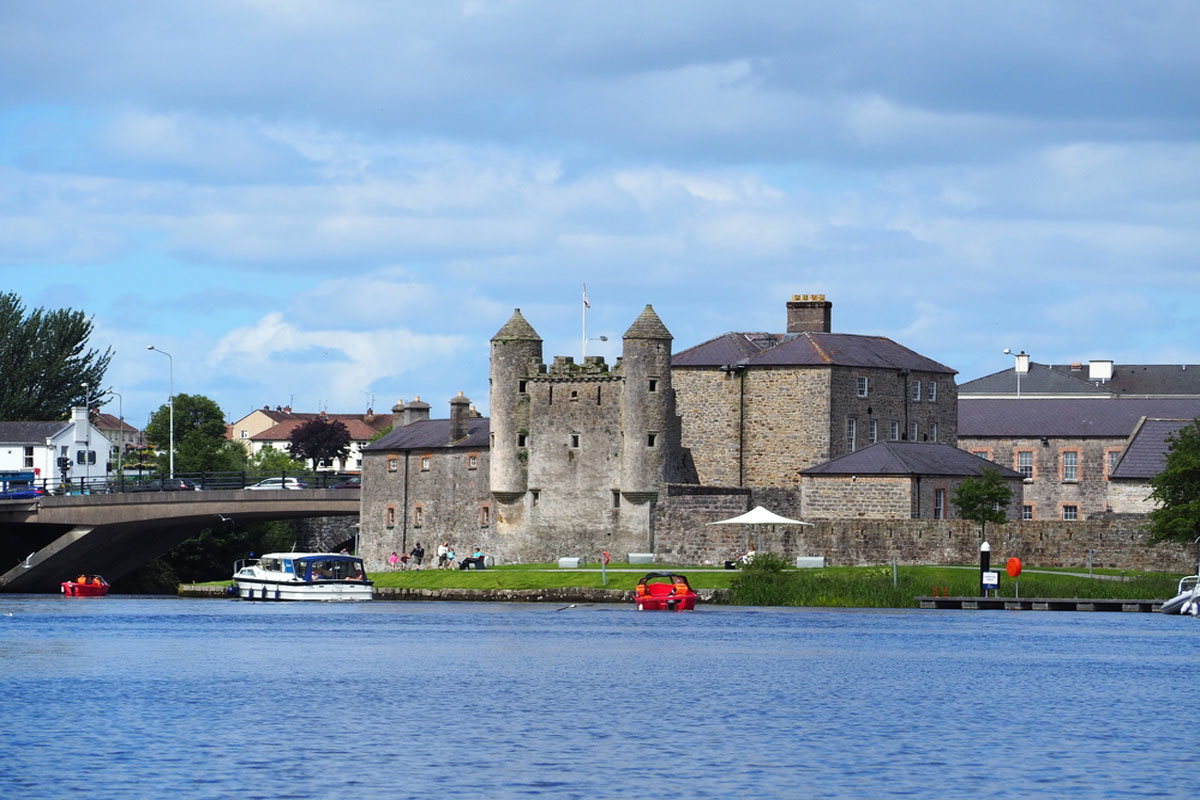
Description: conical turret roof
491,308,542,342
623,304,672,340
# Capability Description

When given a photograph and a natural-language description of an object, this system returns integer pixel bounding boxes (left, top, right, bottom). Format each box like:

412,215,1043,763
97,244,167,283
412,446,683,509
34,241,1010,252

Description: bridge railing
26,471,361,496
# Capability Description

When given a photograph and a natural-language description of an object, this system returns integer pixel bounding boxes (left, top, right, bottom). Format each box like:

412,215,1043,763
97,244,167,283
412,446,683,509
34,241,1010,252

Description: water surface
1,596,1196,799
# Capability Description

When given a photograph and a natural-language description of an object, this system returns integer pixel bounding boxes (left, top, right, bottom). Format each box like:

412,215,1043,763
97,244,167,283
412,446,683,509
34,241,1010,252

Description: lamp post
583,335,607,361
147,346,174,478
1003,348,1030,398
98,389,124,485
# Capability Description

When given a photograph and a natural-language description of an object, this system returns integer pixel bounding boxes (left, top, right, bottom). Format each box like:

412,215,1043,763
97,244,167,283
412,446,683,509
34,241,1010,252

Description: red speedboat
634,572,697,611
61,575,109,597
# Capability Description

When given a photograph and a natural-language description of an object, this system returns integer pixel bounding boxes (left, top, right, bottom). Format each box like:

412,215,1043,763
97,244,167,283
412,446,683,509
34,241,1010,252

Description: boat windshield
299,557,366,582
258,557,296,574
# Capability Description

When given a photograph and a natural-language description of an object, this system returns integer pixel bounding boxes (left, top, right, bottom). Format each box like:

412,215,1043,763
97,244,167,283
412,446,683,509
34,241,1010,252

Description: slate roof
0,421,69,444
623,305,672,340
961,362,1200,396
365,417,491,451
801,441,1022,478
1109,419,1194,480
491,308,541,341
959,398,1200,437
93,413,139,433
958,363,1106,395
673,331,955,373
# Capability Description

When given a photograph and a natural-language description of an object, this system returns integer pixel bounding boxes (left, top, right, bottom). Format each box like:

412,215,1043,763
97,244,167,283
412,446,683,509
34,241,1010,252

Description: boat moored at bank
232,552,373,601
1160,574,1199,615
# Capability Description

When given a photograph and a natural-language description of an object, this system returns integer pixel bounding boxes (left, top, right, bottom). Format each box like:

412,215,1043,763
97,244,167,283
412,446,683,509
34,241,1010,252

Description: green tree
0,292,112,420
951,468,1014,539
288,417,351,471
1148,419,1200,544
249,445,309,476
145,394,240,473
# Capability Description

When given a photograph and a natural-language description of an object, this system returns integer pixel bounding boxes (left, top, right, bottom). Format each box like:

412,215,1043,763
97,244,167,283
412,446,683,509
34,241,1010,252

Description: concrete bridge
0,489,360,593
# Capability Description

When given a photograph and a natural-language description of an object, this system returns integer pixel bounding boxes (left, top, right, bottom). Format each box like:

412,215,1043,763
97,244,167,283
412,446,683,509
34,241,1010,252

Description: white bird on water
556,604,577,611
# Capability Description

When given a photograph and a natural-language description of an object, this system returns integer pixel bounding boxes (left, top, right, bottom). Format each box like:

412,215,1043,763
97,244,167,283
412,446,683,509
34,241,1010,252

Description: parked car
133,478,200,492
244,477,309,491
0,486,46,500
330,476,361,489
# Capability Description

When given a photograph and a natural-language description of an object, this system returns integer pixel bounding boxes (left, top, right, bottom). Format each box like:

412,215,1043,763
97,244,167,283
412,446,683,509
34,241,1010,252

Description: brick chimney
449,392,470,443
786,294,832,333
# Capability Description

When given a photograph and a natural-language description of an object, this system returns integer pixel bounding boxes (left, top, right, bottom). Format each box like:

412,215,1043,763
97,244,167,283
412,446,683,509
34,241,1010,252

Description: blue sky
3,1,1198,428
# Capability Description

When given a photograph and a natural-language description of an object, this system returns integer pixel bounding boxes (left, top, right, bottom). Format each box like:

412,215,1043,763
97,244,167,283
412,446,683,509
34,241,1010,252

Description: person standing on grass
388,551,399,571
437,541,449,569
445,546,456,570
410,542,425,570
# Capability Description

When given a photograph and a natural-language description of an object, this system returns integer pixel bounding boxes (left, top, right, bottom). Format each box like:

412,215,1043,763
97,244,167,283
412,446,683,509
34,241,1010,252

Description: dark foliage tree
1148,419,1200,545
0,292,112,420
951,468,1014,539
288,417,351,471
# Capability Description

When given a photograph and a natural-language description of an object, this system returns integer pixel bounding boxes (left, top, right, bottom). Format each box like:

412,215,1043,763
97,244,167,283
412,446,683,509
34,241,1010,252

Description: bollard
980,541,991,597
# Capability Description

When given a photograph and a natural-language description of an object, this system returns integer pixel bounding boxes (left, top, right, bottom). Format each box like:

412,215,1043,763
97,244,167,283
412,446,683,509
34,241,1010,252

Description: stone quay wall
652,486,1192,572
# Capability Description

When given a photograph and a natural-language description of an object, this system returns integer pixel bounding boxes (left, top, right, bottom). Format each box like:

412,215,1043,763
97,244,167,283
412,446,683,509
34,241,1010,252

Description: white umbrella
707,505,813,556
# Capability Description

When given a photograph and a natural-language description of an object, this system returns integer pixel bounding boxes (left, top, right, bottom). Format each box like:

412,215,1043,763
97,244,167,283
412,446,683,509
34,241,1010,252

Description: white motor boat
1160,575,1199,615
232,552,374,601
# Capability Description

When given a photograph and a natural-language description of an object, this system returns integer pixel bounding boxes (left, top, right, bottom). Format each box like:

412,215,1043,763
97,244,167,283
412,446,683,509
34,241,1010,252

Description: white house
0,407,114,489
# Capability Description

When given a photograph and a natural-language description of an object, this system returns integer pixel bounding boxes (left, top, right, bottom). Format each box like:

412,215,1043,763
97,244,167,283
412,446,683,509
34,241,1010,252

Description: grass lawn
198,561,1183,606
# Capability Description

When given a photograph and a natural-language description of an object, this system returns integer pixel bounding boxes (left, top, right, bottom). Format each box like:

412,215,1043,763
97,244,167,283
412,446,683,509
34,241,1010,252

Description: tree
145,394,240,474
1148,419,1200,544
288,417,351,471
951,468,1014,539
249,445,309,476
0,292,112,420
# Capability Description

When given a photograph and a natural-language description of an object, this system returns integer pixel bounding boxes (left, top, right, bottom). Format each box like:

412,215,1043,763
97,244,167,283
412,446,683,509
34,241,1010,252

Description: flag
583,284,590,309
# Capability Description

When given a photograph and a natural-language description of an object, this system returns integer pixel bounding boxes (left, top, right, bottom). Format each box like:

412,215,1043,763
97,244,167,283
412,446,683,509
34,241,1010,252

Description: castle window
911,380,922,402
570,433,580,448
889,421,899,441
927,381,938,402
413,505,424,527
468,454,478,470
612,490,621,509
846,418,856,453
518,380,527,394
517,433,528,447
548,386,553,404
1062,504,1078,521
385,505,396,528
1061,451,1079,482
646,433,658,448
420,455,431,471
480,506,490,527
1017,451,1033,480
596,386,602,405
649,379,658,393
531,489,540,506
856,376,868,398
869,420,878,444
570,390,578,402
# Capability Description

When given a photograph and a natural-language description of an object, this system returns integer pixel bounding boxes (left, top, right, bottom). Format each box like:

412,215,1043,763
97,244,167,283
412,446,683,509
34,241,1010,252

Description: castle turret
490,309,542,500
619,305,673,498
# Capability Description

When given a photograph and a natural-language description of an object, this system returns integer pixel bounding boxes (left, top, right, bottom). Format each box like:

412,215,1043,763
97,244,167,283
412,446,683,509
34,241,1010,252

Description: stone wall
1108,479,1156,515
960,435,1125,520
801,475,914,519
672,368,743,486
294,516,359,553
653,489,1192,572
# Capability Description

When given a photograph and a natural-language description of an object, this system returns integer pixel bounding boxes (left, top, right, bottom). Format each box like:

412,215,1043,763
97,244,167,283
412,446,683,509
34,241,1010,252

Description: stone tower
619,304,674,499
489,309,542,501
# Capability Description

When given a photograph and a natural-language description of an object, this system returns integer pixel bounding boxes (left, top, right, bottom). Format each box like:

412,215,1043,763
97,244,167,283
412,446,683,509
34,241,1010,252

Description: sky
3,1,1198,429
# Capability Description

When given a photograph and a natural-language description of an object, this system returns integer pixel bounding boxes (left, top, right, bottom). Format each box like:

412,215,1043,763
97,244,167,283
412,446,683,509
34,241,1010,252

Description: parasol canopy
707,506,813,526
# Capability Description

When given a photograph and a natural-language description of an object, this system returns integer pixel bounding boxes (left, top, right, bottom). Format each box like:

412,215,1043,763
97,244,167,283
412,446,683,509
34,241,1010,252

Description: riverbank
178,583,730,603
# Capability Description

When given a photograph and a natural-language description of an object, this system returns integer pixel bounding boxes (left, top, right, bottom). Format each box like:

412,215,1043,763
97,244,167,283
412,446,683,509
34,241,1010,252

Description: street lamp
583,334,608,361
1003,348,1030,398
147,345,174,478
97,389,124,483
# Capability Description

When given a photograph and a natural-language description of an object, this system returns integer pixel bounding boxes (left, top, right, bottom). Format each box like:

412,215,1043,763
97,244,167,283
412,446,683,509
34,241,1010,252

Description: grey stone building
957,398,1200,521
799,441,1023,521
672,295,958,489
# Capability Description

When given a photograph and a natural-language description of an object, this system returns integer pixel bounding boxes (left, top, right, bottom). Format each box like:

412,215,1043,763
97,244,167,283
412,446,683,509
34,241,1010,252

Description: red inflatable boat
61,575,109,597
634,572,697,611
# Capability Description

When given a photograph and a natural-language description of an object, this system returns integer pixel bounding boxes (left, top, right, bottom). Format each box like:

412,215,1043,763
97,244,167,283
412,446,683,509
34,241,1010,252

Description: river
1,596,1197,799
